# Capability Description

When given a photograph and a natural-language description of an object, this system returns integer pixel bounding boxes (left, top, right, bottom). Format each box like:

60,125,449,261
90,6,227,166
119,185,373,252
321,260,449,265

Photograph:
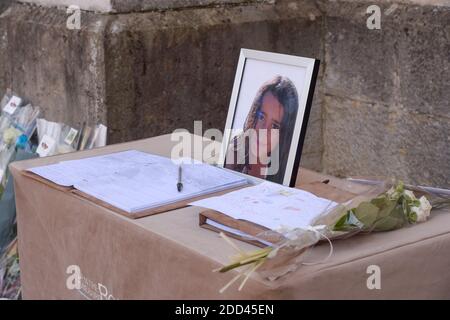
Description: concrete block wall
0,0,449,187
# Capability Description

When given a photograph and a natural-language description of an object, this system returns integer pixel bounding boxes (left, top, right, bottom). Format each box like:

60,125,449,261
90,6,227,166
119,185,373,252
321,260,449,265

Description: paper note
94,124,107,148
28,150,248,213
64,128,79,145
36,134,56,157
191,181,337,230
3,96,22,115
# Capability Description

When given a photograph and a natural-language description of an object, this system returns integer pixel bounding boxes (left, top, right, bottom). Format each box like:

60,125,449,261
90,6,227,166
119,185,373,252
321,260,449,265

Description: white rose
411,196,432,223
3,127,21,146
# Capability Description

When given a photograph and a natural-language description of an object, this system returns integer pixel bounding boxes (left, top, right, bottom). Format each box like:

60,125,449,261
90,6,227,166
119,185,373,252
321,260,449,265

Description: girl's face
253,92,284,154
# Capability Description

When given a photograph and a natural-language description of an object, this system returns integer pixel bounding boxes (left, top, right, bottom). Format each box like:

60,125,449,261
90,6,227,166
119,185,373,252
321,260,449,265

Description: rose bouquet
333,181,432,232
216,181,449,292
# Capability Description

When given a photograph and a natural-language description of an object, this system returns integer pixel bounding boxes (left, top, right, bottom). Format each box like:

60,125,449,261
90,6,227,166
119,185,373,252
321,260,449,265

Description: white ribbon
301,225,334,266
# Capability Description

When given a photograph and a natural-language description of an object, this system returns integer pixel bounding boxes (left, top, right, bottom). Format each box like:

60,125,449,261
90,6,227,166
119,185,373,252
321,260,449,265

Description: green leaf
396,181,405,193
332,181,417,233
333,210,363,231
354,202,380,227
372,203,407,231
375,198,398,218
371,196,387,208
333,212,349,231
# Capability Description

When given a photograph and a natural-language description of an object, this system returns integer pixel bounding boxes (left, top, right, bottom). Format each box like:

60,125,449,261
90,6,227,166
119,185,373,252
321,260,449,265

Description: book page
28,150,247,213
191,181,337,230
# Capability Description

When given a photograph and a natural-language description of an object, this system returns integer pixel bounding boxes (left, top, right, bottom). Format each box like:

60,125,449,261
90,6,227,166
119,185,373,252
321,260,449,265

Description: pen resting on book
177,164,183,192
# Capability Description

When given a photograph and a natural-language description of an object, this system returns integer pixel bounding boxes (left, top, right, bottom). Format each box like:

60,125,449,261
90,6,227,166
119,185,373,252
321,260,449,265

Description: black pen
177,164,183,192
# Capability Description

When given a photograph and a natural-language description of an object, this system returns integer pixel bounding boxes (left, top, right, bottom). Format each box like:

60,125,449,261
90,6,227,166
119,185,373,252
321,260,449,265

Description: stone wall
0,4,109,126
103,0,324,153
0,1,12,13
0,0,449,187
320,0,450,187
0,0,325,170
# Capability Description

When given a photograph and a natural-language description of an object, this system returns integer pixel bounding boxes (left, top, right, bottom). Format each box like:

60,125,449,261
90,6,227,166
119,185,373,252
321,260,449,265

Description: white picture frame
218,49,320,187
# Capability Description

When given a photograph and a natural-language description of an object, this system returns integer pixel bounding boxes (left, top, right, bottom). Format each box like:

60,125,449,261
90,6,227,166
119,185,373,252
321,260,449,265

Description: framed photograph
218,49,320,187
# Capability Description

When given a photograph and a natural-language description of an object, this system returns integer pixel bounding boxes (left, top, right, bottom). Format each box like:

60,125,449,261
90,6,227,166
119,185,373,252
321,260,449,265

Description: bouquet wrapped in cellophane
216,179,450,293
0,90,40,190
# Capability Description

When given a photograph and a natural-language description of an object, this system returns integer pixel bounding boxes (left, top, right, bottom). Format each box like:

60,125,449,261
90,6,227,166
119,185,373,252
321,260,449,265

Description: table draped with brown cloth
9,134,450,299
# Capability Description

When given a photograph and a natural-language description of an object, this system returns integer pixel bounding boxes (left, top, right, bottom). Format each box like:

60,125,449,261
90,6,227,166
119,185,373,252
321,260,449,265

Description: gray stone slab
110,0,272,13
323,1,449,114
323,94,450,187
0,4,109,127
0,3,11,95
0,0,12,14
19,0,271,13
323,1,400,105
395,4,450,117
19,0,113,12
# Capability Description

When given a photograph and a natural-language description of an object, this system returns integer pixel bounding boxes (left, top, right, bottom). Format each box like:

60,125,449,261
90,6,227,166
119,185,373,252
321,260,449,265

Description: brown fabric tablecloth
10,134,450,299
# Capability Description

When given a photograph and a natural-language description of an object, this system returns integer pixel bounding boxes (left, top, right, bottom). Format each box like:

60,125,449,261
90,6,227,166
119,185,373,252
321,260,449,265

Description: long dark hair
226,76,299,183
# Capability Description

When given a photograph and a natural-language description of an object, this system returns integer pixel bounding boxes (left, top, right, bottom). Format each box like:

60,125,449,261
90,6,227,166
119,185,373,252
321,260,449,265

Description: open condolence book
27,150,248,215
